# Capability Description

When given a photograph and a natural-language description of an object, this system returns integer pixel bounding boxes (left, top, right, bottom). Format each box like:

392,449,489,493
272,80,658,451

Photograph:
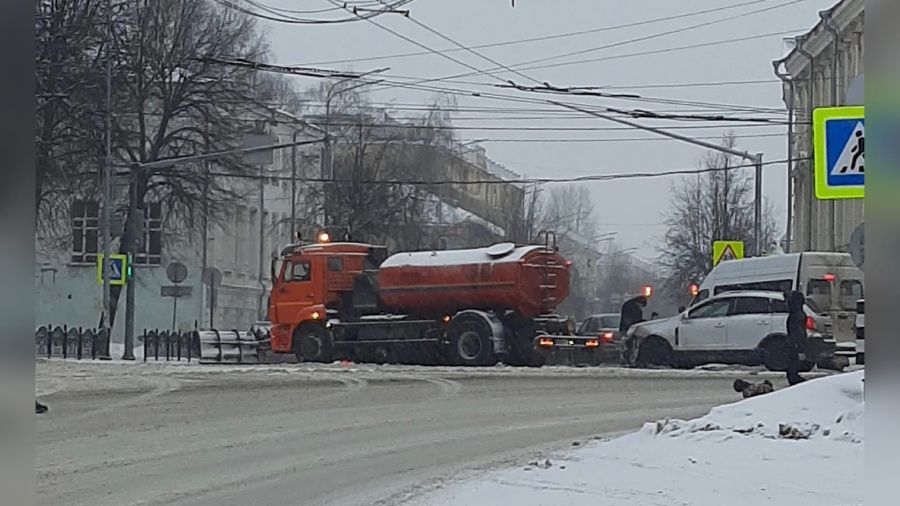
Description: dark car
576,313,623,364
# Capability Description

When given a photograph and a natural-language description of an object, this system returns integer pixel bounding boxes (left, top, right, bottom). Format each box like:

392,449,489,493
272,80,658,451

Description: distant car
623,291,838,371
578,313,622,344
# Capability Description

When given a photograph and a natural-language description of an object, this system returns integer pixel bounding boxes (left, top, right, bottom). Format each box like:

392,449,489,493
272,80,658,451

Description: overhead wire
158,156,810,185
295,0,778,66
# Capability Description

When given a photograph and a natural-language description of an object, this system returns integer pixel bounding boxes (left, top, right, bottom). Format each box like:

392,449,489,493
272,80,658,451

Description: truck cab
268,242,386,354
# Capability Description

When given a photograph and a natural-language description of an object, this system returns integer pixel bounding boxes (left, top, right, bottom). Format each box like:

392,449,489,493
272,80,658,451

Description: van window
806,279,831,310
695,289,710,304
714,280,792,295
840,280,864,310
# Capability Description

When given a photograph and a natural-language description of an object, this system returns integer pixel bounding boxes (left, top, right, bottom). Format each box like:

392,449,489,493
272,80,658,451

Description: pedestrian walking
785,291,808,386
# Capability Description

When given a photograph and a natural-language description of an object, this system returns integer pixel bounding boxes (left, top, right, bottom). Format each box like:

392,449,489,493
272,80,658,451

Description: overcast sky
255,0,838,258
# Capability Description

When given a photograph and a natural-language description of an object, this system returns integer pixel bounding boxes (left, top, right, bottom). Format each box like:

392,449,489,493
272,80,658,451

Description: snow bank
415,371,864,506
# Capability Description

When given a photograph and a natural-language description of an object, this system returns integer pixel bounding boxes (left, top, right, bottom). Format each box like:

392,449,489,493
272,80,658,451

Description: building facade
35,107,324,338
776,0,864,252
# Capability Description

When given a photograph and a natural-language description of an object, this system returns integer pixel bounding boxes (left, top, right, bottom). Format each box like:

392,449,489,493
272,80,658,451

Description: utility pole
552,101,767,256
100,0,113,357
290,130,299,240
773,59,795,253
257,163,266,320
122,169,138,360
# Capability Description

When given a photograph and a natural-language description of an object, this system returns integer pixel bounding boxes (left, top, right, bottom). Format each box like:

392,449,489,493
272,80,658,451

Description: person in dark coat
784,291,808,385
619,295,648,334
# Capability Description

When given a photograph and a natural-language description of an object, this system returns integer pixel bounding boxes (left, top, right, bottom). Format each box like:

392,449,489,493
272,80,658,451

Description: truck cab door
274,259,318,321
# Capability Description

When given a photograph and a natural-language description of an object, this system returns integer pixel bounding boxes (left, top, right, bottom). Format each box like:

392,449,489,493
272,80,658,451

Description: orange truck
268,238,595,366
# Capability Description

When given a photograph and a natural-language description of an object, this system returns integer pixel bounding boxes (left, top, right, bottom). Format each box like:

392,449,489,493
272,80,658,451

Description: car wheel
762,337,791,372
636,336,674,368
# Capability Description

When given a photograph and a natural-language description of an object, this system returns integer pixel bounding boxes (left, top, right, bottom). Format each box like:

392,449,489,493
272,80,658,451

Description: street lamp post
552,101,767,256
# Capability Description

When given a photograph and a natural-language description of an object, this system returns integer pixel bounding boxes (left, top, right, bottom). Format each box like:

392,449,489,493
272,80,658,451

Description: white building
35,107,324,339
775,0,864,252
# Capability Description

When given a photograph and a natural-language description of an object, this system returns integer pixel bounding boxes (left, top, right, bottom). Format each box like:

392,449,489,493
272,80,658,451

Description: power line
158,156,809,185
214,0,415,24
383,27,807,92
295,0,777,66
457,0,811,82
327,0,514,85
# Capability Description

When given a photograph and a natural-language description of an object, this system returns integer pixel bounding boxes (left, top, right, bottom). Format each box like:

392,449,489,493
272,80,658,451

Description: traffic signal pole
551,101,766,256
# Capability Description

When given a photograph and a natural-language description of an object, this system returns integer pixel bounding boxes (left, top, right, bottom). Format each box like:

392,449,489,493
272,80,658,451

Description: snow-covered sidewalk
415,371,864,506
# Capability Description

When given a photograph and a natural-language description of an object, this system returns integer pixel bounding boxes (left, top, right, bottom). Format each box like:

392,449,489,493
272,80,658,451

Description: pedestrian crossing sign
713,241,744,267
814,106,864,199
97,254,128,286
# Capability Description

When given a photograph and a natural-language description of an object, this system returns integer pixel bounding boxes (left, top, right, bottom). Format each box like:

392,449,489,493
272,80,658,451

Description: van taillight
806,316,816,331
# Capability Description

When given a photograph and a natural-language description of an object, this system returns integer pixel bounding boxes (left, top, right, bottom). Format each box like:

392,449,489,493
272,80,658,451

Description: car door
678,298,732,350
726,296,773,350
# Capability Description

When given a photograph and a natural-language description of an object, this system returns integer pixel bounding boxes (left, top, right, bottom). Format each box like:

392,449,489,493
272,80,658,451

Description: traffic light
126,254,133,279
642,285,653,298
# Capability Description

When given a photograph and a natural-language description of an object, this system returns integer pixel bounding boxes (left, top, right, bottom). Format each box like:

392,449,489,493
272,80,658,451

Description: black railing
140,330,199,362
35,325,109,360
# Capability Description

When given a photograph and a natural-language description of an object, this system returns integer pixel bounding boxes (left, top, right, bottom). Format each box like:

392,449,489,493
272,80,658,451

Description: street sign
166,262,188,284
161,285,193,298
96,254,128,286
849,222,864,270
713,241,744,267
814,106,865,200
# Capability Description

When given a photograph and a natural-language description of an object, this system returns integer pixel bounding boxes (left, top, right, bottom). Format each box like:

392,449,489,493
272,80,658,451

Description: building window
133,202,163,265
71,199,100,264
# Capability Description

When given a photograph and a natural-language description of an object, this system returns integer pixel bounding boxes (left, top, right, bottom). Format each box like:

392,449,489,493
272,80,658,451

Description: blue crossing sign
97,254,128,286
814,106,864,199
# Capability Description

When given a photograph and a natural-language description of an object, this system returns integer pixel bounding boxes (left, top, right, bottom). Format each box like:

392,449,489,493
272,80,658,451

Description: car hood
629,315,680,339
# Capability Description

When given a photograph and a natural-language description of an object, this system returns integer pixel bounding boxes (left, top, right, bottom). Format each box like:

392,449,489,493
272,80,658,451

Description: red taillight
585,339,600,348
806,316,816,331
600,332,615,343
823,273,836,282
538,337,555,348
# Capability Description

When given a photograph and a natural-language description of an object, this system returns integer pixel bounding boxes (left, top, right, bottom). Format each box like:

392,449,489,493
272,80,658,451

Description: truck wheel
636,336,674,368
447,319,495,366
293,324,333,363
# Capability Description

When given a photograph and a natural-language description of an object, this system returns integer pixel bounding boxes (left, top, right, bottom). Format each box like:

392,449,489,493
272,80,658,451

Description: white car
624,291,838,371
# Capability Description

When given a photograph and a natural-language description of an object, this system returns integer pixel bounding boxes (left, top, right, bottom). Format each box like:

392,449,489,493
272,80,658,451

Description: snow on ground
413,371,864,506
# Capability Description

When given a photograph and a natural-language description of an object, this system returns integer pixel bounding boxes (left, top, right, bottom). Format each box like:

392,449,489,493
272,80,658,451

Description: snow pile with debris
415,371,864,506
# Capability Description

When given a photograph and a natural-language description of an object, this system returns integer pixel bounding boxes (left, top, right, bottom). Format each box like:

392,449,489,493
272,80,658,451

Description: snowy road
36,362,767,506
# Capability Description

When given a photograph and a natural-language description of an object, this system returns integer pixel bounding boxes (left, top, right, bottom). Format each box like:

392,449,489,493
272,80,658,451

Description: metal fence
35,325,109,360
140,330,198,362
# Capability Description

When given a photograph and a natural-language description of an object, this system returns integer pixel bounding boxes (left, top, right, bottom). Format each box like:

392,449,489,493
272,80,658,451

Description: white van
693,252,863,345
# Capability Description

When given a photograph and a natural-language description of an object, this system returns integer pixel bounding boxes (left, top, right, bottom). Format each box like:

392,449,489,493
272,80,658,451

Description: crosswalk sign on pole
713,241,744,267
97,254,128,286
814,106,864,199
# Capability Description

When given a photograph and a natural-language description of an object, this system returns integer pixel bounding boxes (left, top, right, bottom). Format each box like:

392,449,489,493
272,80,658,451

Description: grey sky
257,0,837,258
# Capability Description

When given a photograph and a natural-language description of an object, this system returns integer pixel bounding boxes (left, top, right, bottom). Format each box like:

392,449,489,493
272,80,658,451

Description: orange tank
376,243,570,319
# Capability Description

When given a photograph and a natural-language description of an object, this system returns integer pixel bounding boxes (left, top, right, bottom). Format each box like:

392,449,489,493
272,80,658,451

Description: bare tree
659,133,779,292
35,0,107,241
100,0,266,327
539,185,598,244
